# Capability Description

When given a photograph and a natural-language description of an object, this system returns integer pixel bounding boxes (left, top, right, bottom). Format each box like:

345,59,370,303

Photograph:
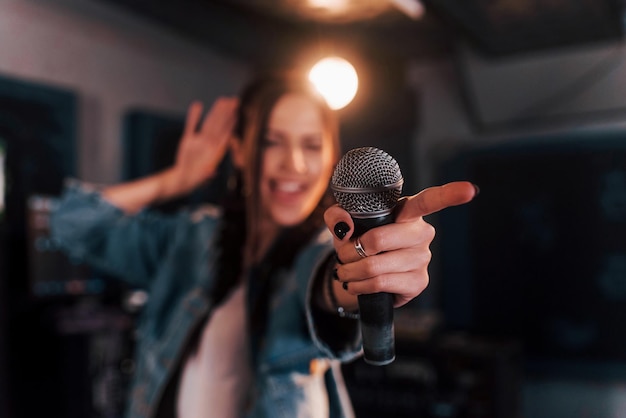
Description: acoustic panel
437,131,626,378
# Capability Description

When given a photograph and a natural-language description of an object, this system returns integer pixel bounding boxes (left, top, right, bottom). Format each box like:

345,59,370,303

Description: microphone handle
353,214,395,366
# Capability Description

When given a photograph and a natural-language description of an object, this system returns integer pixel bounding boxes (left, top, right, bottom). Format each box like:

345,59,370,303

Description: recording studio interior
2,0,626,417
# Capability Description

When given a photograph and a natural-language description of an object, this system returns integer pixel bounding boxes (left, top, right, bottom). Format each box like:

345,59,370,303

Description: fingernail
333,222,350,240
334,251,344,265
472,183,480,197
332,268,339,281
342,282,348,291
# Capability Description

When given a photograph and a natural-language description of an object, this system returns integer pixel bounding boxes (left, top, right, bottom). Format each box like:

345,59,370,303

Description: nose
284,145,308,173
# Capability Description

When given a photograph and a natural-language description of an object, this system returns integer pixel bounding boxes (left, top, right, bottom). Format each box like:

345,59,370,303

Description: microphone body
331,147,404,366
353,215,396,365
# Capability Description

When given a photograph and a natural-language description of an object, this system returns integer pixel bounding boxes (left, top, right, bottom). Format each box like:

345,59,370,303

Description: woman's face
259,93,335,227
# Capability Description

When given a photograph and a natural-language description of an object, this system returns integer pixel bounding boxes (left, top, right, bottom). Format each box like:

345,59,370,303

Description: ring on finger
354,237,369,258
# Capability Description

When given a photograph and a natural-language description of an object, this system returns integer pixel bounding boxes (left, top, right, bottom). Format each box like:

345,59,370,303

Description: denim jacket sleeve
295,229,362,363
49,180,192,289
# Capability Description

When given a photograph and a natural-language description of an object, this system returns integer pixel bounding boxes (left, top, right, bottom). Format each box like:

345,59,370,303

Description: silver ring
354,237,369,258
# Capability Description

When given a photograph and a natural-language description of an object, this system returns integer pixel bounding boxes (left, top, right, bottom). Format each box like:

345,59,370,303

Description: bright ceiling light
307,0,349,12
390,0,424,20
308,56,358,110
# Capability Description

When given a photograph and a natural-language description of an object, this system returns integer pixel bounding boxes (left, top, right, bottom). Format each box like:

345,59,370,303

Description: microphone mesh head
331,147,403,218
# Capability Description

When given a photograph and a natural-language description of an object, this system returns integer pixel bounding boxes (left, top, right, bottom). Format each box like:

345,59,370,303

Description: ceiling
96,0,452,66
98,0,625,66
88,0,626,194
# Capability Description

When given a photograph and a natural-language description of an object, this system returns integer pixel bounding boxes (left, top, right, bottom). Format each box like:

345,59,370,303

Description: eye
303,136,323,151
263,134,282,147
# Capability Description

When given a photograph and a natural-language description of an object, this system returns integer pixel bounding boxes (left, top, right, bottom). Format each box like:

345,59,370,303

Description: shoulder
311,227,333,247
294,228,334,270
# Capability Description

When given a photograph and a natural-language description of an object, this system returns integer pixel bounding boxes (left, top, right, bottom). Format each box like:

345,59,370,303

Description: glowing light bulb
308,57,358,110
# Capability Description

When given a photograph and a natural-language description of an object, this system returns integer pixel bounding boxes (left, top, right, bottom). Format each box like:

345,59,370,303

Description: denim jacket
49,181,362,418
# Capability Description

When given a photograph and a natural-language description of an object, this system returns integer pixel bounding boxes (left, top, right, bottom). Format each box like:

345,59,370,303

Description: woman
50,74,477,418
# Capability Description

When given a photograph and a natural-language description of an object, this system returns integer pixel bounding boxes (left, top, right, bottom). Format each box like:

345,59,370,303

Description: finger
326,204,435,263
345,218,434,259
338,271,430,308
183,101,203,138
337,247,431,284
199,97,238,138
395,181,477,222
324,204,355,242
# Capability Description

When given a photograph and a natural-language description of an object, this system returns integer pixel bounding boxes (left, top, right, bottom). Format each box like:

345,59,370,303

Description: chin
271,210,312,228
274,216,306,227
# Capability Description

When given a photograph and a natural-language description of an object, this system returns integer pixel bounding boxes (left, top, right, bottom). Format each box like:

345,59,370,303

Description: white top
176,282,252,418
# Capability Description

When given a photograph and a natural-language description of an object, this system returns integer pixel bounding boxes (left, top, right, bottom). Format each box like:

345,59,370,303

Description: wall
0,0,249,183
5,0,626,415
408,40,626,190
407,39,626,418
407,57,474,191
460,40,626,129
0,2,247,415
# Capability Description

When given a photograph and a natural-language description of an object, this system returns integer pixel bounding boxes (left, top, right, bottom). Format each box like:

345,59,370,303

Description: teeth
275,181,302,193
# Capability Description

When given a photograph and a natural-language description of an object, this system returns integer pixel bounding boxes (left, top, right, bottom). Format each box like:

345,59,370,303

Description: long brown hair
236,73,340,252
213,73,340,309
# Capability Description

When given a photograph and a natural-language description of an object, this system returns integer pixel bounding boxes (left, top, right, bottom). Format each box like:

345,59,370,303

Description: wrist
323,254,360,319
158,167,195,200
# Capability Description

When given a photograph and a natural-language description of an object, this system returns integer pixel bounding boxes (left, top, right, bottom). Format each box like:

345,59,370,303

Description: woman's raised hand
101,97,238,214
171,97,239,194
324,181,478,308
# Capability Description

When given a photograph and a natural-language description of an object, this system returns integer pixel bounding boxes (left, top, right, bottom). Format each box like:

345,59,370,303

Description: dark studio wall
5,1,626,417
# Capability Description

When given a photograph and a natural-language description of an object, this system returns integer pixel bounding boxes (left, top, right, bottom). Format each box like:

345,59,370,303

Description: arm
50,183,182,288
50,98,238,287
103,98,238,213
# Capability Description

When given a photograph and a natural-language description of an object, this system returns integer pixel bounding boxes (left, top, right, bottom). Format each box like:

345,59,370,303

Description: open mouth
269,179,308,202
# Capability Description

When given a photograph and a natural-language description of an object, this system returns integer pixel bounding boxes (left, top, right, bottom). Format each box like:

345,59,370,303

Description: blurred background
2,0,626,417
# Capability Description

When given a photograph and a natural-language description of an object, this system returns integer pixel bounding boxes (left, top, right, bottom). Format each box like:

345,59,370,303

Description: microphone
330,146,404,366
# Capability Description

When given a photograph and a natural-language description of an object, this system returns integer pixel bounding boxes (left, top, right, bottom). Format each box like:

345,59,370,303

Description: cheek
308,157,324,175
308,157,332,191
311,163,334,201
261,148,278,173
320,152,336,181
308,149,334,176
